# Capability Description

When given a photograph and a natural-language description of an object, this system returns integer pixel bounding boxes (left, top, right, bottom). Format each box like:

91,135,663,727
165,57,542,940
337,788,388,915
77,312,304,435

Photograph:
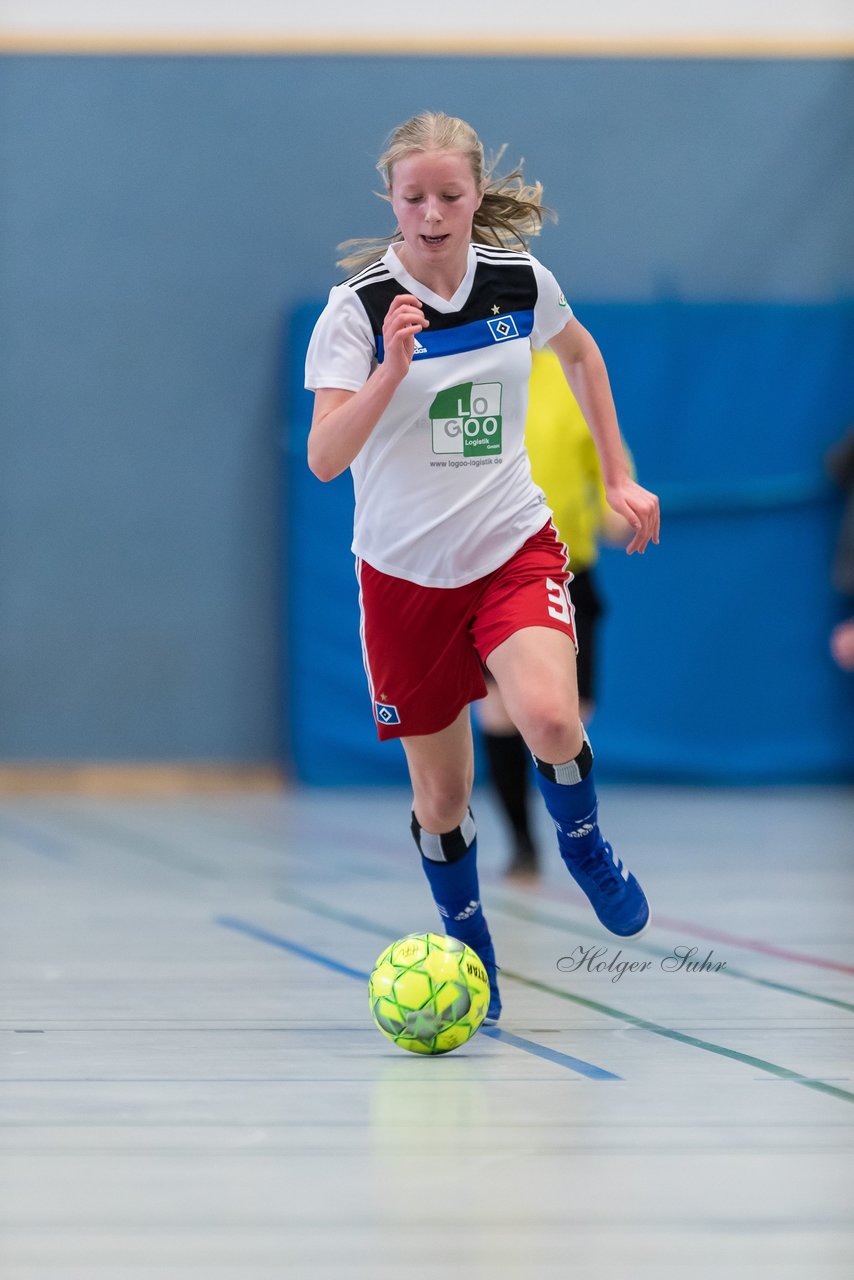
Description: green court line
283,889,854,1106
490,892,854,1017
499,966,854,1105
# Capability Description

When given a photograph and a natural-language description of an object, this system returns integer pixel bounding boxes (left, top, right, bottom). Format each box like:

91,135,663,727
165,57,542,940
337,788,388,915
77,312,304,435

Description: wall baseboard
0,764,286,796
1,35,852,58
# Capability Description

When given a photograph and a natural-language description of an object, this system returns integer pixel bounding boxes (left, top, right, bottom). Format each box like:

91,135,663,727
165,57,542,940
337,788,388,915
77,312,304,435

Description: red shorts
357,520,576,740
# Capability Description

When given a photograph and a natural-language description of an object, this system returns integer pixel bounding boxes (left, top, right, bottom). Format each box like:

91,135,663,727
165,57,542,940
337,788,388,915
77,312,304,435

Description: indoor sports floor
2,782,853,1278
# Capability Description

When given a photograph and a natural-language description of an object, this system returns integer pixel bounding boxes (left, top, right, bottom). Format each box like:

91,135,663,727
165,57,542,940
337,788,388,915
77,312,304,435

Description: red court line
528,880,854,976
258,816,854,977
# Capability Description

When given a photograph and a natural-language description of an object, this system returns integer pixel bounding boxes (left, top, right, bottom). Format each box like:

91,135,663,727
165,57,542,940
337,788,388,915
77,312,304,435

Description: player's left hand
605,479,660,554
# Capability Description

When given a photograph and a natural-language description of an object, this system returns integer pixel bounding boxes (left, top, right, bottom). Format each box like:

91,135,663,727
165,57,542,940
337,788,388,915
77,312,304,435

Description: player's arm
308,381,393,482
591,440,635,546
308,294,427,482
549,318,660,554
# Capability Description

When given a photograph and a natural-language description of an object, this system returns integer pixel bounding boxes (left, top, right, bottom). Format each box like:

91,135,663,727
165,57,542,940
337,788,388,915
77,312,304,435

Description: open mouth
421,234,449,246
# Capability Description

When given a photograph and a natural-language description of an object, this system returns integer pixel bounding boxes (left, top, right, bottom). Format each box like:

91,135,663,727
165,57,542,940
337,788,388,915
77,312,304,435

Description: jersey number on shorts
546,578,571,625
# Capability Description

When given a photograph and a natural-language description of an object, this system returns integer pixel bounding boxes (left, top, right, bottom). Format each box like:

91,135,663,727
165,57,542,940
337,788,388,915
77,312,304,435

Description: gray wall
1,56,852,759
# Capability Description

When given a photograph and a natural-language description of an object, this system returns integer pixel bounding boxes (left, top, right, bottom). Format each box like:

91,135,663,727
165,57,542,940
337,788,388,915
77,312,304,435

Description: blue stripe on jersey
376,309,534,364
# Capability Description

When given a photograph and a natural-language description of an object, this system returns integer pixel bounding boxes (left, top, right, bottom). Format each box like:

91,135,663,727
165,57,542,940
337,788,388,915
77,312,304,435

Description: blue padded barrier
283,300,854,784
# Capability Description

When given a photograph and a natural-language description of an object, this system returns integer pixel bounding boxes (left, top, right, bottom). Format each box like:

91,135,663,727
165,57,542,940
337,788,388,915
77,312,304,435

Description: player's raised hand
381,294,428,383
605,478,661,555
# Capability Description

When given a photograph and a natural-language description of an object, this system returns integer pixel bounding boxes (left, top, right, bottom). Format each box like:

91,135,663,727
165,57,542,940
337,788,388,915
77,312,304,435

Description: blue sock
411,809,490,951
532,734,650,939
531,733,603,863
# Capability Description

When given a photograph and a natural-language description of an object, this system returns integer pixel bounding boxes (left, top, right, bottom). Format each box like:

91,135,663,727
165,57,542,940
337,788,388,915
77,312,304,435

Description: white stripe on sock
460,810,477,849
553,758,583,785
418,829,447,863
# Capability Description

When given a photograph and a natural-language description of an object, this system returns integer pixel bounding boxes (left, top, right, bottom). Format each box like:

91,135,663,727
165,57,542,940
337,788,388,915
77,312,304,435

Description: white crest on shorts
375,702,401,726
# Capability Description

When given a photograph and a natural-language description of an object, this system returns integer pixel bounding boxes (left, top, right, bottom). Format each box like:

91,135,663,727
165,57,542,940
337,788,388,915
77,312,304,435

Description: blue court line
217,916,370,982
215,914,620,1080
0,815,70,861
480,1026,620,1079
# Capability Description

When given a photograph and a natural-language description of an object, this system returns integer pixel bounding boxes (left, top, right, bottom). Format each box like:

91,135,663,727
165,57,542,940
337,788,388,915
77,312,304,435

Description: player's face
389,149,482,282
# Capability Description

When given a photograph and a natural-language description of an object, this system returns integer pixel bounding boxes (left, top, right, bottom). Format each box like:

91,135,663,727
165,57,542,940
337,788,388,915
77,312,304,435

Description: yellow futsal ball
368,932,490,1055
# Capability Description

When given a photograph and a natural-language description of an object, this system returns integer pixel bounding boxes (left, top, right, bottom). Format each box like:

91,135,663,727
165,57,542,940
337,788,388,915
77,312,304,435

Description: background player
827,427,854,671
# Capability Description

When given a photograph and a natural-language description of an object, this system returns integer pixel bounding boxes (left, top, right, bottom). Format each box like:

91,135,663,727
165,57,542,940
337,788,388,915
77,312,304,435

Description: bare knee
412,770,472,834
517,701,583,765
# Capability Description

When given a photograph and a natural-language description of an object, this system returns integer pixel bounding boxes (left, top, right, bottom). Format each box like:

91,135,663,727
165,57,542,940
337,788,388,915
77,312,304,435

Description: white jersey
305,243,573,587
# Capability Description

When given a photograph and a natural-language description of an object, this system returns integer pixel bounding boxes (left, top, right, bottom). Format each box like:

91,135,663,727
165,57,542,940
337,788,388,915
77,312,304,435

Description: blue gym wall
1,55,852,771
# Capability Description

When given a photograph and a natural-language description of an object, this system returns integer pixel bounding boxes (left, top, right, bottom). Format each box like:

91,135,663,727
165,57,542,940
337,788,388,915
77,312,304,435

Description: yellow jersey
525,348,627,571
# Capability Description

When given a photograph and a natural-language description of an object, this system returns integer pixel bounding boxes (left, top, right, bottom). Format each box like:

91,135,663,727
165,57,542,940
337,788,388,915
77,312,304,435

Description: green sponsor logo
429,381,502,457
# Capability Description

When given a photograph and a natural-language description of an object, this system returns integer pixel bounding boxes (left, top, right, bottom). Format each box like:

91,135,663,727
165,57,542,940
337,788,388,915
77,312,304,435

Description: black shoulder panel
347,254,538,337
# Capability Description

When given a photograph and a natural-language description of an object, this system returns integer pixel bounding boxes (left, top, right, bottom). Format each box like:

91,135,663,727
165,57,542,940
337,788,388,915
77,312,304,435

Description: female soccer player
305,112,660,1024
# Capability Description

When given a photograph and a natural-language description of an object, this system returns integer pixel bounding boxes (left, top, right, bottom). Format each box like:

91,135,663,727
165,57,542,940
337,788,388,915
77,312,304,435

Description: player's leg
486,624,650,938
357,557,502,1017
402,709,502,1023
476,678,539,880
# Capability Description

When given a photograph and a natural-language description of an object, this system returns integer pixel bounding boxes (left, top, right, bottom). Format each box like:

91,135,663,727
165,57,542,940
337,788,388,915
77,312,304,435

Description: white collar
383,243,476,314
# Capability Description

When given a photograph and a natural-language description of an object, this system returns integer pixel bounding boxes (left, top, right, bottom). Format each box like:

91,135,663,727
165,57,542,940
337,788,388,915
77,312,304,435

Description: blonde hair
337,111,554,274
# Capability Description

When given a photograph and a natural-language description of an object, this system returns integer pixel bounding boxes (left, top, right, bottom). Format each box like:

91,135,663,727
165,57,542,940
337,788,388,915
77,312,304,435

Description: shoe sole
610,907,652,941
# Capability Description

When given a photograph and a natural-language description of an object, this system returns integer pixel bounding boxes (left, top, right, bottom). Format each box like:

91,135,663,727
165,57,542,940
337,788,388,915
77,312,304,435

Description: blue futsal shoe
448,929,501,1024
561,840,650,938
473,936,502,1025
